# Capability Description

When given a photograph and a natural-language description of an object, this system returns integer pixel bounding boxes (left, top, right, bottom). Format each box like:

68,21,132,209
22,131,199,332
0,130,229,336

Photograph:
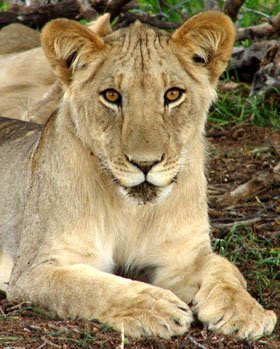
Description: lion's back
0,48,55,120
0,117,42,250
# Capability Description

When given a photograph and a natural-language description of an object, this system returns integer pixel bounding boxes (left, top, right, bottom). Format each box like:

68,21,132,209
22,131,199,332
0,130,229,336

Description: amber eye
164,88,184,105
101,89,121,105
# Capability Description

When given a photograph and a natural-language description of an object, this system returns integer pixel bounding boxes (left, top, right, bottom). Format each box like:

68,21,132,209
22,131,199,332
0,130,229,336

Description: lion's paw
194,285,277,339
106,285,193,338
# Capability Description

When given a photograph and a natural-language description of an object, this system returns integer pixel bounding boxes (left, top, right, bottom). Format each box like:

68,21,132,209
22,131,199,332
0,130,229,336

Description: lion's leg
0,250,13,292
152,246,277,339
192,253,277,338
7,263,192,338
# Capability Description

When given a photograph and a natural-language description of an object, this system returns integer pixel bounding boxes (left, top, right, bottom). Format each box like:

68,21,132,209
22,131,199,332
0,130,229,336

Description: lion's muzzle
108,154,179,204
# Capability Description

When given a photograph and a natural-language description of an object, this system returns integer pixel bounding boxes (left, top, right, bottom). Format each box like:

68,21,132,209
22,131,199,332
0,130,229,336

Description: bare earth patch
1,123,279,349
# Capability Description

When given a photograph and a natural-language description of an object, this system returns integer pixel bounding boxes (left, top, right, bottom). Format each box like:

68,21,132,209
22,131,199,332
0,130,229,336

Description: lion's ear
88,13,112,36
172,11,235,84
41,19,105,85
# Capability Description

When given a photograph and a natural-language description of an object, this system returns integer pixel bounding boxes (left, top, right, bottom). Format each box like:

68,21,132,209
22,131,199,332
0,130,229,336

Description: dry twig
189,336,209,349
212,217,262,229
40,337,61,348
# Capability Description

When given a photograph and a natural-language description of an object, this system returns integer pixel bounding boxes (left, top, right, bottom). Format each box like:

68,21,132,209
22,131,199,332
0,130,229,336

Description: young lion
0,12,276,339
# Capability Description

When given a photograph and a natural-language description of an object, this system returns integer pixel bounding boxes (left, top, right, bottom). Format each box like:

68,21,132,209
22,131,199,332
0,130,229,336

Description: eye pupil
106,91,118,101
102,89,121,104
164,88,184,105
167,91,179,99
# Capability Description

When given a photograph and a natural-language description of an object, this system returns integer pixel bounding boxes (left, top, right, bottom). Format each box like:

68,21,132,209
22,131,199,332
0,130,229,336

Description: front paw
104,284,193,338
193,284,277,339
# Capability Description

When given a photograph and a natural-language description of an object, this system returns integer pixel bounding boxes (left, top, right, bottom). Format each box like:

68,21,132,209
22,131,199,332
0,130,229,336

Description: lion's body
0,13,276,339
0,48,55,120
0,23,41,56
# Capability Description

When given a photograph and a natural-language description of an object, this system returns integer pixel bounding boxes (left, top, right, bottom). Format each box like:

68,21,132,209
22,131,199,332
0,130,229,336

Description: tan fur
0,12,276,339
0,23,41,55
0,251,13,291
0,47,55,120
0,15,111,123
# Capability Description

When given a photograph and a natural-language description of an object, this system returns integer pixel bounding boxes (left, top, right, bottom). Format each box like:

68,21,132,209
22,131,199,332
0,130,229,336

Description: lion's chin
119,181,174,205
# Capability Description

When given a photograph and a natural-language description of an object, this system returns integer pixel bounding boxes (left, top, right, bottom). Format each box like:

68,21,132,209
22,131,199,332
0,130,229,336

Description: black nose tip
125,154,165,175
131,162,155,175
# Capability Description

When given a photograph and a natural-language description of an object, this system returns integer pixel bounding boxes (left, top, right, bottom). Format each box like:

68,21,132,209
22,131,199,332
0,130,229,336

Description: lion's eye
164,88,184,105
101,89,121,105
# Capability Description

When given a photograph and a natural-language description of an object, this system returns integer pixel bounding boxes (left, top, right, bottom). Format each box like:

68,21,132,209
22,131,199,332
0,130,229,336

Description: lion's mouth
118,178,177,205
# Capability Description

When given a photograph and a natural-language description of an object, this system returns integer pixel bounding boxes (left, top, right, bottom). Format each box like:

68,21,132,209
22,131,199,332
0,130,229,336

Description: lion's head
41,12,235,204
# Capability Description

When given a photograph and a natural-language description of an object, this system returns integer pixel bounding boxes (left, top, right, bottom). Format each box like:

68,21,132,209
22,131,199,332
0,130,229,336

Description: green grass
1,336,21,346
237,0,280,28
0,1,9,11
24,304,57,319
47,332,96,348
137,0,205,22
208,85,280,128
213,224,280,301
137,0,280,27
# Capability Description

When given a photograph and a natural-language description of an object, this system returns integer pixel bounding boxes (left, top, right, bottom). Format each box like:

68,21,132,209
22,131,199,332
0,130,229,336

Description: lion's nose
125,154,165,175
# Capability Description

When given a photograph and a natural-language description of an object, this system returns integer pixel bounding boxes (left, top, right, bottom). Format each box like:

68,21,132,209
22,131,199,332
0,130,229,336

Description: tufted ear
41,19,105,85
88,13,112,36
172,11,235,84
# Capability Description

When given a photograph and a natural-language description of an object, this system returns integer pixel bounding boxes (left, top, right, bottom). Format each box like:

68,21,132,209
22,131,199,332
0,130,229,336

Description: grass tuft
213,224,280,301
209,86,280,128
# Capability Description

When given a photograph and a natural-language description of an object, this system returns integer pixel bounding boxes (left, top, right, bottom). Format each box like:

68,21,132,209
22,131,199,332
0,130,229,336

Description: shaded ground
0,123,279,349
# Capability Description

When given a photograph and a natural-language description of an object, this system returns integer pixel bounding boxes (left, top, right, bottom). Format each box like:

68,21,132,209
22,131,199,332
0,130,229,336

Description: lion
0,15,112,124
0,12,277,339
0,47,55,121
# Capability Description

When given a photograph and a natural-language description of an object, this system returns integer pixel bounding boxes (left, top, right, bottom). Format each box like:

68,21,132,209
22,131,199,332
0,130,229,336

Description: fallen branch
104,0,133,20
119,10,178,30
0,0,133,27
223,0,245,22
76,0,98,20
237,13,280,41
213,170,280,207
0,0,80,27
229,40,279,83
250,42,280,96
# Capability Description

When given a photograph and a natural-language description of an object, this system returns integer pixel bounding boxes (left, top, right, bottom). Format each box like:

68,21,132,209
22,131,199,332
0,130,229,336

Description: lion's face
42,14,235,204
65,25,216,204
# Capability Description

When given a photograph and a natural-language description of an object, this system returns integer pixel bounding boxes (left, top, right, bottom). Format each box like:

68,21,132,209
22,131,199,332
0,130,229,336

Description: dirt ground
0,123,279,349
